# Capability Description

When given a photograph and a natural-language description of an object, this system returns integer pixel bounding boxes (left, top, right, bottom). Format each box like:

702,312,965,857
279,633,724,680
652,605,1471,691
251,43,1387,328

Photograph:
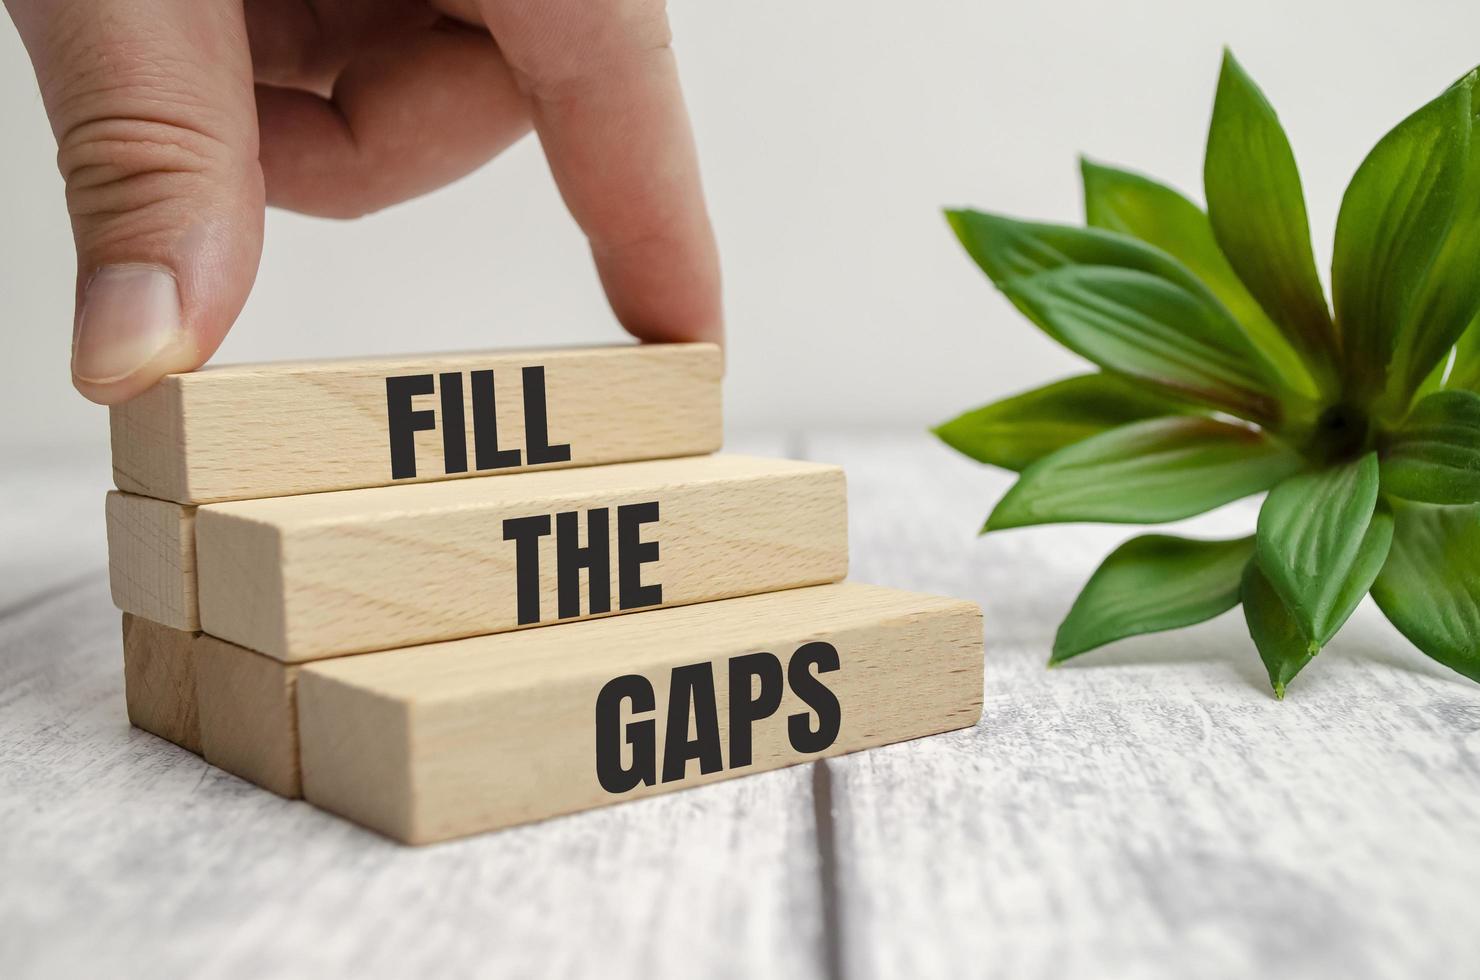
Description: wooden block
106,491,198,631
193,637,302,798
196,454,848,661
121,614,200,754
297,582,983,843
109,343,722,504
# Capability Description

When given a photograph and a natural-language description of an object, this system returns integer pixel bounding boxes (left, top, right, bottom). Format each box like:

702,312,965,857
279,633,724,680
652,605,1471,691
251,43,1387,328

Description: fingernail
73,264,184,385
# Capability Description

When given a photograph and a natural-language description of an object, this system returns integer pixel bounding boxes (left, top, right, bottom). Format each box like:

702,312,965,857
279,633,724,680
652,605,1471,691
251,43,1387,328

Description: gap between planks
785,428,848,980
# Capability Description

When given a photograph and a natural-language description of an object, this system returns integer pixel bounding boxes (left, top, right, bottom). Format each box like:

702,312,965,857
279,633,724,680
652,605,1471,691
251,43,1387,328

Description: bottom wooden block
297,582,984,844
121,615,301,797
194,638,302,798
122,613,201,754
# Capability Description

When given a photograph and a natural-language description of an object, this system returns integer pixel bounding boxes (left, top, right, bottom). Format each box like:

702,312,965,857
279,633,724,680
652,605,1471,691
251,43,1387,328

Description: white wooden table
5,431,1479,979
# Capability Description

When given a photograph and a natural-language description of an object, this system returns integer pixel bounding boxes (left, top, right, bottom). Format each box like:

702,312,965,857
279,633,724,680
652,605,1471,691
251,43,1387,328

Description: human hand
4,0,722,404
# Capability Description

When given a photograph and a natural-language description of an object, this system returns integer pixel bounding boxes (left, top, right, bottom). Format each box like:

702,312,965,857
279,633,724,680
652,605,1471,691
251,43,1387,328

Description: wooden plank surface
195,636,302,798
3,434,830,980
7,433,1480,979
121,613,200,754
106,492,198,630
299,583,982,842
109,343,722,503
802,432,1480,980
196,454,848,660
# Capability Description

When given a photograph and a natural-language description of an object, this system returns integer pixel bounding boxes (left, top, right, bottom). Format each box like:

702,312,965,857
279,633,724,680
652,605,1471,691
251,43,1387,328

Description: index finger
476,0,721,344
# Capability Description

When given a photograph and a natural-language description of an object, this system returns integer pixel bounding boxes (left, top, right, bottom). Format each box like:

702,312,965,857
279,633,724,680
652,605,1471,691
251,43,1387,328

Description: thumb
8,0,264,404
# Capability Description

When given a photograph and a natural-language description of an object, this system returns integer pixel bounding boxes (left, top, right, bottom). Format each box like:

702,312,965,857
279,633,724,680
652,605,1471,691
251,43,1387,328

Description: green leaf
1080,158,1316,398
1329,500,1395,640
986,416,1302,531
946,208,1197,286
1241,560,1317,699
1002,265,1279,422
1416,348,1453,401
1255,453,1381,644
945,210,1283,421
1448,313,1480,391
1052,534,1254,663
1384,75,1480,408
1245,500,1392,679
933,374,1190,472
1371,501,1480,682
1334,72,1474,402
1382,389,1480,504
1204,50,1336,383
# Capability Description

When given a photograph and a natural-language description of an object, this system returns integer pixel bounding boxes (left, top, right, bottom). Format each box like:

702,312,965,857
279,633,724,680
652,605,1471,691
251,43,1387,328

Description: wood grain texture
196,454,849,661
109,343,723,504
299,582,983,843
10,434,1480,979
194,636,302,798
121,613,200,754
106,491,197,630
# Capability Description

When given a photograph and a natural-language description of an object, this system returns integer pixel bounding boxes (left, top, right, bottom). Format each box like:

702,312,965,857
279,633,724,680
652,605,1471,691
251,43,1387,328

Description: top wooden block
109,343,723,504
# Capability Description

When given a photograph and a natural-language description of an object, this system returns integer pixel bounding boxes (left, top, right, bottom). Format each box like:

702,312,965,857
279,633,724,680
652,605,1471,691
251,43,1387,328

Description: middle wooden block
196,454,847,661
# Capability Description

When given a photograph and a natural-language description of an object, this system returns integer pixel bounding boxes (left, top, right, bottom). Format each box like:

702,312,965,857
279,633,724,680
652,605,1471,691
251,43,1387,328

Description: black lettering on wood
662,663,723,783
617,502,663,610
595,674,657,794
522,366,571,465
385,374,435,479
557,508,612,619
502,514,552,625
470,369,522,471
438,372,468,475
727,652,784,769
787,641,841,753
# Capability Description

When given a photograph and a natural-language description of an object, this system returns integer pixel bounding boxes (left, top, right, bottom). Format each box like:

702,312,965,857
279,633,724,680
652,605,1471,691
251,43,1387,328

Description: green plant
936,51,1480,697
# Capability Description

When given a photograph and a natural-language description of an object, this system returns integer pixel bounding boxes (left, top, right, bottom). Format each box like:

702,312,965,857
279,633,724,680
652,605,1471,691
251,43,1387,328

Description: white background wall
4,0,1478,452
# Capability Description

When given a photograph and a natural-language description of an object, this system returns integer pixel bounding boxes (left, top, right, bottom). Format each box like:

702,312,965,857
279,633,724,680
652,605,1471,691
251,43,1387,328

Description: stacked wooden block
107,343,983,844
